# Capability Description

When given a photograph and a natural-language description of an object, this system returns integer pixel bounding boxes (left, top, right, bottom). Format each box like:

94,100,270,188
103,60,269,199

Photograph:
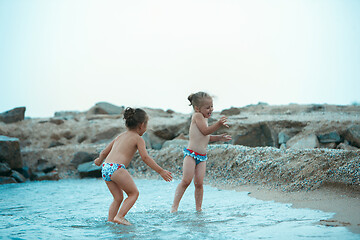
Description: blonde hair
187,92,211,108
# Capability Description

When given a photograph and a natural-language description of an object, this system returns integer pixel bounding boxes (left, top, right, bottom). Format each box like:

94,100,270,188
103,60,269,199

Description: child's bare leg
171,156,195,213
194,162,206,212
106,181,124,221
111,169,139,225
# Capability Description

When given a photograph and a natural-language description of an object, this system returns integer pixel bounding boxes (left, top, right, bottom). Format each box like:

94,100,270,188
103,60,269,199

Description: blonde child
171,92,231,212
94,107,172,225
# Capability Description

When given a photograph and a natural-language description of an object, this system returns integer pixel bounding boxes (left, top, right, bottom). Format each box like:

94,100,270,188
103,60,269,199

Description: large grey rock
91,127,120,143
0,162,11,176
162,139,188,149
0,136,22,169
0,177,17,184
287,134,320,149
77,161,102,178
11,170,26,183
0,107,26,123
88,102,124,115
233,123,276,147
317,132,342,143
345,125,360,148
36,159,56,173
220,107,241,116
71,152,98,167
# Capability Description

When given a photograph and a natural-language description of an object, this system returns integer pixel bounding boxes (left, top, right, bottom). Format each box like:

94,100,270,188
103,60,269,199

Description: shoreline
211,182,360,234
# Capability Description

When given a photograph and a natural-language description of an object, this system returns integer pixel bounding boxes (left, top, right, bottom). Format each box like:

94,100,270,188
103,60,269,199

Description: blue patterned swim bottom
101,162,126,181
183,148,208,165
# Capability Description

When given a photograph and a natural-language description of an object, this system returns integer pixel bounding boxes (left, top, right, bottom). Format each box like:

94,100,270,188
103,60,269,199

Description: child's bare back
104,131,141,166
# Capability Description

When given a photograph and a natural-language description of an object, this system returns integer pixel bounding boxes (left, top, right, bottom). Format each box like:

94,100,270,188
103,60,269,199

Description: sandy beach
216,183,360,234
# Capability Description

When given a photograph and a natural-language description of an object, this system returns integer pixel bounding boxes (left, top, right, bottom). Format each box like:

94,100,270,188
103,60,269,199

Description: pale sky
1,0,359,117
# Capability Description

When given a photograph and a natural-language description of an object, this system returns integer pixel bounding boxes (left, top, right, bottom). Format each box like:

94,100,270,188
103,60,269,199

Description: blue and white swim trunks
183,148,208,165
101,162,126,181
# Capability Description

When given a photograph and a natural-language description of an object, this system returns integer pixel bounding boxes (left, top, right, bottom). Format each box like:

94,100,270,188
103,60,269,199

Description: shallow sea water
0,179,358,240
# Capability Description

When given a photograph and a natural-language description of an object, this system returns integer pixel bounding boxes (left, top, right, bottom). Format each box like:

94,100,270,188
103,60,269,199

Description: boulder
221,107,241,116
317,132,342,143
0,177,17,184
49,118,64,125
0,135,22,169
91,127,120,143
345,125,360,148
31,171,60,181
0,162,11,176
0,107,26,123
153,124,185,140
48,141,65,148
36,159,56,173
162,139,188,149
287,134,320,149
88,102,124,115
71,152,98,167
77,161,102,178
11,170,26,183
337,142,359,151
62,130,75,140
233,123,276,147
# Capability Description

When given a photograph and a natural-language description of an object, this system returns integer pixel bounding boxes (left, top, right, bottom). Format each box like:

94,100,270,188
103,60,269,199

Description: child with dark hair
94,107,172,225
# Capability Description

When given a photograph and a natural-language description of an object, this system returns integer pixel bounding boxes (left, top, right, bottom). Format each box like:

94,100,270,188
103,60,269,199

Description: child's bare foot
170,206,178,213
113,216,132,226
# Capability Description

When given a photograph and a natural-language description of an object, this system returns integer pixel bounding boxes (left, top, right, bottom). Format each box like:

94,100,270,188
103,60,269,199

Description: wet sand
231,184,360,234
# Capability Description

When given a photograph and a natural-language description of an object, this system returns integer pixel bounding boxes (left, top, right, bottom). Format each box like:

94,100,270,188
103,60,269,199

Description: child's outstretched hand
219,133,232,142
219,116,229,128
160,170,173,182
94,158,102,166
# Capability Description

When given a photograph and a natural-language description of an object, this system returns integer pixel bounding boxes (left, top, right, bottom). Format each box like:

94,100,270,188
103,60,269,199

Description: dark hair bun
123,107,148,129
124,107,136,120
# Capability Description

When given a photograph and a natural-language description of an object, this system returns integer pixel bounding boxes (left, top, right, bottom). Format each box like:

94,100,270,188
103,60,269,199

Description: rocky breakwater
0,102,359,192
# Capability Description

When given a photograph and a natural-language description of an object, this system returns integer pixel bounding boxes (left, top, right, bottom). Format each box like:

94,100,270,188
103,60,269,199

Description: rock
77,135,87,143
31,171,60,181
233,123,276,147
221,107,241,116
141,132,152,149
15,166,31,179
88,102,124,115
0,177,17,184
48,141,65,148
287,134,320,149
153,124,185,140
345,125,360,148
77,161,102,178
91,127,120,143
278,132,291,145
0,107,26,123
0,135,23,169
54,111,81,119
317,131,342,143
337,142,359,151
62,130,75,140
162,139,188,149
11,170,26,183
49,118,64,125
0,162,11,176
71,152,98,167
36,159,56,173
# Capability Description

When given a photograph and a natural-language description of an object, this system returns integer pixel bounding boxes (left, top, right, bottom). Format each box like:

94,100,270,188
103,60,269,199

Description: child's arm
137,137,172,182
94,138,116,166
210,133,232,142
194,113,229,136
